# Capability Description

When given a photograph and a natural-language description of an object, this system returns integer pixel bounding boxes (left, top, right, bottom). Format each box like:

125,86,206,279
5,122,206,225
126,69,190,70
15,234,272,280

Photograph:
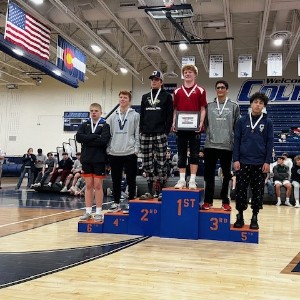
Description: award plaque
175,111,200,131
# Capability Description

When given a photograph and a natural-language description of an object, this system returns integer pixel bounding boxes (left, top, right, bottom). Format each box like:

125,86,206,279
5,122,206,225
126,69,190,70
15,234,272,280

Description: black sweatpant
109,154,137,204
204,148,232,204
235,163,265,213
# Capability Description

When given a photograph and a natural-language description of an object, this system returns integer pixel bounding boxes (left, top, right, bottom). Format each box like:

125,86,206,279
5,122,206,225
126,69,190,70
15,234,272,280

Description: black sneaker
250,215,259,230
233,213,244,228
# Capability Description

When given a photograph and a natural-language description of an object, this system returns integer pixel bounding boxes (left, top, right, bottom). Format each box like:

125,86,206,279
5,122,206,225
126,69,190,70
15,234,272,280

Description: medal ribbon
117,107,130,126
182,84,197,99
249,113,263,131
216,97,228,116
91,118,101,133
150,88,161,106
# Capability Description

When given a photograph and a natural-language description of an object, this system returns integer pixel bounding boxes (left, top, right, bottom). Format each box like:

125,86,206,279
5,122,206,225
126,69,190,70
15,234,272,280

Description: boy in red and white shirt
173,65,207,189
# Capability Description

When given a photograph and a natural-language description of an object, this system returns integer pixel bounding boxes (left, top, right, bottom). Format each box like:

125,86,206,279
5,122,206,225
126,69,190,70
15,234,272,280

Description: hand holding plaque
175,111,200,131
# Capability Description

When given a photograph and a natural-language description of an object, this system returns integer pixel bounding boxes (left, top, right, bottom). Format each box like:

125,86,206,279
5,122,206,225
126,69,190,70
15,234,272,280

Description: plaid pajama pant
140,133,168,182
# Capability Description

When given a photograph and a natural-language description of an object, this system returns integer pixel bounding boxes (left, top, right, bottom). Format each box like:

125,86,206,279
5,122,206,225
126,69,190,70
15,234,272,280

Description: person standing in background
202,80,240,211
172,64,207,189
139,71,173,199
76,103,111,222
34,148,46,183
107,90,140,213
16,148,36,190
0,148,5,189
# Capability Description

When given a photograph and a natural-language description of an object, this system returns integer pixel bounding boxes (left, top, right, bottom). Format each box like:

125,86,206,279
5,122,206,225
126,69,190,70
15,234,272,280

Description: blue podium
128,199,161,236
78,219,103,233
160,188,202,239
199,208,231,241
103,212,129,234
78,188,259,244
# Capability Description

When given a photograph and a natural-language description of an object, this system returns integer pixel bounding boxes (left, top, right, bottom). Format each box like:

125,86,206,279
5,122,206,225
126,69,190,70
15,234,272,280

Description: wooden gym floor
0,177,300,299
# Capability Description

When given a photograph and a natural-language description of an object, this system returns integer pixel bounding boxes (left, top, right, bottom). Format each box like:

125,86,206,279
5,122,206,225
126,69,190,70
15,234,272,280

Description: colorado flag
57,36,86,82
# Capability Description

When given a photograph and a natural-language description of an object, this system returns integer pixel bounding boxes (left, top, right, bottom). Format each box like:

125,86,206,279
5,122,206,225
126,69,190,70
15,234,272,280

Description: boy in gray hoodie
107,90,140,213
202,80,240,211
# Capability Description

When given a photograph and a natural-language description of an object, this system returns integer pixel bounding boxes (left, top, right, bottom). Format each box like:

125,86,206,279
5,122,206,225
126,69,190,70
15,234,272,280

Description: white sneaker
80,213,92,221
174,179,186,189
47,182,52,187
276,200,281,206
285,200,293,207
188,180,197,189
60,187,68,193
94,214,104,222
295,202,300,208
108,203,121,212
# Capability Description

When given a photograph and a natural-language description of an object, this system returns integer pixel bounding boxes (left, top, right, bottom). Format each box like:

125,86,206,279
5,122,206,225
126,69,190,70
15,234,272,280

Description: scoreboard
64,112,89,131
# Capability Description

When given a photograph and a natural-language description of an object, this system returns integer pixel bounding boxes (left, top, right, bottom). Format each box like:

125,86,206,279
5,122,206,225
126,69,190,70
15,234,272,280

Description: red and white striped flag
4,2,51,60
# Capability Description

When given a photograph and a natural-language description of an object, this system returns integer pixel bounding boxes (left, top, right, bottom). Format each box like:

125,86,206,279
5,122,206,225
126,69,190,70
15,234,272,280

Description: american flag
4,2,51,60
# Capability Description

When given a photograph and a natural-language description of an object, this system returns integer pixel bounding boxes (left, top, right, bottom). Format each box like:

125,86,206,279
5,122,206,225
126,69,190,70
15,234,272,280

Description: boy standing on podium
172,64,207,189
76,103,111,222
233,92,273,229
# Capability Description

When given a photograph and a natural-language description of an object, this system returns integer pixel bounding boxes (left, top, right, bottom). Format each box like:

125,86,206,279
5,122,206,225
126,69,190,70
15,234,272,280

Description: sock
277,197,281,202
190,174,196,182
286,198,290,203
96,207,102,215
86,207,92,214
180,173,185,181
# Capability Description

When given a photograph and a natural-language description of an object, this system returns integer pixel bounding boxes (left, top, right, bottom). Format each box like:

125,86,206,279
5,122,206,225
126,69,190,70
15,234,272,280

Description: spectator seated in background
47,152,73,188
264,172,274,197
34,148,46,183
33,152,57,188
60,152,82,193
273,156,292,206
291,155,300,208
171,152,179,177
69,177,86,196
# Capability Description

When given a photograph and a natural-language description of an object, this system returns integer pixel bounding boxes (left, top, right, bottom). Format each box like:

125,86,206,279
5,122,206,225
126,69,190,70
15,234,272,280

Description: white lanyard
150,88,161,105
216,97,228,116
91,118,101,133
117,107,130,126
182,84,197,99
249,113,263,132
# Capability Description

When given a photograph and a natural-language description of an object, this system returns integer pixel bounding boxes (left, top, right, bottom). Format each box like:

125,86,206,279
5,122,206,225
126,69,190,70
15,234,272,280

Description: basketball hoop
163,0,174,8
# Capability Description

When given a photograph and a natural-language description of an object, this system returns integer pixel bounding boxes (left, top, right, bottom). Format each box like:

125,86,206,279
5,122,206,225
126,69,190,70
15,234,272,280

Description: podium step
77,190,259,244
103,212,129,234
78,219,103,233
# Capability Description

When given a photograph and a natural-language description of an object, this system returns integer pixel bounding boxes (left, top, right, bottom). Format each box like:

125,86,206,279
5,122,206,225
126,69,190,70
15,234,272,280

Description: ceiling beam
283,18,300,70
15,0,118,76
138,0,181,69
256,0,272,71
223,0,234,72
95,0,161,71
48,0,140,78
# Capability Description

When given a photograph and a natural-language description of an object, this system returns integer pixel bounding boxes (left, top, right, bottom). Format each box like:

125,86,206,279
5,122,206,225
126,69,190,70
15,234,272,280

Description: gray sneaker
122,204,129,214
108,203,121,212
94,214,104,222
80,212,92,221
